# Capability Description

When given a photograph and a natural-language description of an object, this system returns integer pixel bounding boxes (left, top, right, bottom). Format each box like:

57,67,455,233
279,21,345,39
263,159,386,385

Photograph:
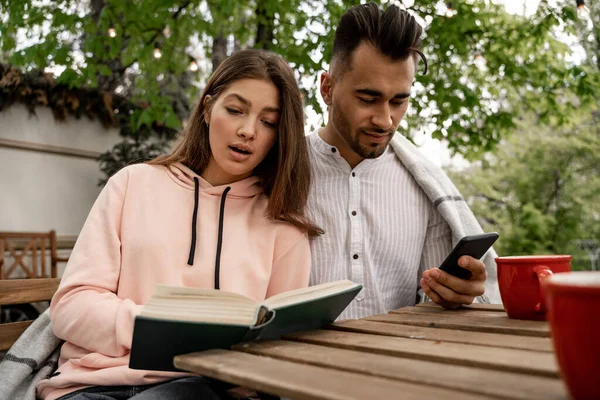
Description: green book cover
129,281,361,371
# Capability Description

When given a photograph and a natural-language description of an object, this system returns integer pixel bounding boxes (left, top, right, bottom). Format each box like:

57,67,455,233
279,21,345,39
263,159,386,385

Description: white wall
0,104,122,236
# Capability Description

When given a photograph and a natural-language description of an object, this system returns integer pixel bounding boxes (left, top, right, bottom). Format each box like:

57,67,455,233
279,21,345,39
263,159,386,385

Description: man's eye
391,101,407,107
226,107,242,115
359,98,375,104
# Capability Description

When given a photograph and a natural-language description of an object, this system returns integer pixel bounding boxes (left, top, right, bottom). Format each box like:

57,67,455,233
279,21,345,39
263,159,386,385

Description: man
306,3,500,320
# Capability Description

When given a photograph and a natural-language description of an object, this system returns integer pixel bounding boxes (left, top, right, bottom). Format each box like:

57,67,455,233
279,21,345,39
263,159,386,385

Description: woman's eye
391,101,407,107
226,107,242,115
262,120,277,128
359,98,375,104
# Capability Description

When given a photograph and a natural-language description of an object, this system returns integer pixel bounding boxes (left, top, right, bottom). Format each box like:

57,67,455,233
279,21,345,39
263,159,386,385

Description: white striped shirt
306,131,452,320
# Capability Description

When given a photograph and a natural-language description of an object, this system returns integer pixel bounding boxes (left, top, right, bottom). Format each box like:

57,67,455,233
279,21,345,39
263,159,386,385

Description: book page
153,285,258,304
262,280,360,309
139,286,261,325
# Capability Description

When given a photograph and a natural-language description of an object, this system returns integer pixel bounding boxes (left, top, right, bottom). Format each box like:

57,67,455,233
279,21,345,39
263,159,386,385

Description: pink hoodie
37,163,311,400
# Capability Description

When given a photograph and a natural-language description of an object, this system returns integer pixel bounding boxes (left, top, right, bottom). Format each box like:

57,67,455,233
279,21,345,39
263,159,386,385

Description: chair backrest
0,230,69,279
0,278,61,351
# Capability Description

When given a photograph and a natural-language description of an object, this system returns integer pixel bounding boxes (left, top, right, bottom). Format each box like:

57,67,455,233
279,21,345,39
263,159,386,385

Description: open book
129,280,362,371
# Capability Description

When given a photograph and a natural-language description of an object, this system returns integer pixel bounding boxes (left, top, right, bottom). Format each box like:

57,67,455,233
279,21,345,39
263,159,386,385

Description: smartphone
438,232,499,280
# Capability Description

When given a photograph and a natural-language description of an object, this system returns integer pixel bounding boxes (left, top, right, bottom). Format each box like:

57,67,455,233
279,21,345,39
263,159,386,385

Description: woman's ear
203,95,212,125
320,72,333,106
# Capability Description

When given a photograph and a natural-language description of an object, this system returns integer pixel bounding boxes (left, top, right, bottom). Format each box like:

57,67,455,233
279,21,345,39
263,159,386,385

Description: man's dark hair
331,3,427,76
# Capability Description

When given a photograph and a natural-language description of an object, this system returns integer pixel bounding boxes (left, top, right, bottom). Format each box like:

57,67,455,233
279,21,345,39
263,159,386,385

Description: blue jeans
56,377,236,400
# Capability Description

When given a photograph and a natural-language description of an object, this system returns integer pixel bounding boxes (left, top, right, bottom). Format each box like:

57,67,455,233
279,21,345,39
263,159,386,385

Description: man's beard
331,104,391,159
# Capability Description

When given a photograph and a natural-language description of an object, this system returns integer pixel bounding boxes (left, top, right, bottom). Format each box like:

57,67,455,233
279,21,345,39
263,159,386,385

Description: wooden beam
0,137,100,160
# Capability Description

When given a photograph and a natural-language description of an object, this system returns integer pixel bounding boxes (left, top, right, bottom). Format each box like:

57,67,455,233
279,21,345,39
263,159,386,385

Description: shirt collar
310,128,339,156
309,128,393,168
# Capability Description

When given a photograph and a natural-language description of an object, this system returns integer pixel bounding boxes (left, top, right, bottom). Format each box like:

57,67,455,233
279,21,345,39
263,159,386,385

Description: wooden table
174,302,568,400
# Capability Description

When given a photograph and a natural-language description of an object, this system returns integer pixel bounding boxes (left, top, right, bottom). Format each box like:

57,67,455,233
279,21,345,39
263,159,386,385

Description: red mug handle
534,265,553,313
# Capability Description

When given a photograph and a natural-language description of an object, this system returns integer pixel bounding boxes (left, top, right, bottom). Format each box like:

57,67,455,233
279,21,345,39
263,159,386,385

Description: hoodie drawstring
186,179,231,291
214,187,231,289
187,177,200,266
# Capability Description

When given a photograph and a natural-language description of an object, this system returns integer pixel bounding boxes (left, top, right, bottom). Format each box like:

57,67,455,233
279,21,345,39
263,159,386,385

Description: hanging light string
102,6,200,79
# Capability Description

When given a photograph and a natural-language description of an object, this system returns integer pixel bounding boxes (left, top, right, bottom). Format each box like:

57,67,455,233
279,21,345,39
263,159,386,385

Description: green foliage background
2,0,598,156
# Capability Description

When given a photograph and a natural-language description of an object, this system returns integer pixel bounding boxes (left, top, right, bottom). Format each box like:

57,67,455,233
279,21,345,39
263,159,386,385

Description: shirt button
331,148,336,153
353,254,359,260
351,211,357,216
352,172,356,177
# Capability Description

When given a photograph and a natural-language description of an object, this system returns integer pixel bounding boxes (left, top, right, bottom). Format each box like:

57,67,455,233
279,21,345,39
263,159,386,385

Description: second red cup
544,272,600,399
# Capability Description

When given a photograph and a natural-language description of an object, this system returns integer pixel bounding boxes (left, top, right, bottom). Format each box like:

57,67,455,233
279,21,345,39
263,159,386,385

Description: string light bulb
576,0,590,18
153,43,162,59
474,51,486,69
108,25,116,38
446,2,457,18
189,59,198,72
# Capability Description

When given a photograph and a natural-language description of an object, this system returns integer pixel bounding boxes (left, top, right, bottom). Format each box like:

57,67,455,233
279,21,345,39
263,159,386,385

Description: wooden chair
0,230,69,279
0,278,61,351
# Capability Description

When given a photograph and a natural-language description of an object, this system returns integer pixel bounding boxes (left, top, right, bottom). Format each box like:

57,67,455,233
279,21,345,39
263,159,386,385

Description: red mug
544,272,600,400
496,255,571,320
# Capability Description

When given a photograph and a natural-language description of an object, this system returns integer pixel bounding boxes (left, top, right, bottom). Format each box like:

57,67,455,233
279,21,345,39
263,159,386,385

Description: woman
37,49,321,400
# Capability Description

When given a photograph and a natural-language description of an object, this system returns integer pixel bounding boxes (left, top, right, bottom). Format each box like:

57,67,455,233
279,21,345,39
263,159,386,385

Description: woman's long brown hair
150,49,322,236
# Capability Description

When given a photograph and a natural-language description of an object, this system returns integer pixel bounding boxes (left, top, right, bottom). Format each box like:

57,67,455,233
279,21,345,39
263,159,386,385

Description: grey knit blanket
0,310,62,400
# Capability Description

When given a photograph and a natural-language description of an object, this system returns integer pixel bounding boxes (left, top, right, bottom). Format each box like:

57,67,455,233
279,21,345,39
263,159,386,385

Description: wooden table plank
234,340,567,400
366,311,550,337
330,320,553,352
285,330,558,378
393,306,508,318
415,302,505,312
174,349,494,400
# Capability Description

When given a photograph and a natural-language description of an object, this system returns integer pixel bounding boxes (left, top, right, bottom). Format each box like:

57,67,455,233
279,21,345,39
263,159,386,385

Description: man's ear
320,72,334,106
203,95,212,125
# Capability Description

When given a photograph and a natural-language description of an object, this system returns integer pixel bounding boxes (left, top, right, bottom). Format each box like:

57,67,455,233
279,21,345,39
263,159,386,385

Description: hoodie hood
167,162,263,198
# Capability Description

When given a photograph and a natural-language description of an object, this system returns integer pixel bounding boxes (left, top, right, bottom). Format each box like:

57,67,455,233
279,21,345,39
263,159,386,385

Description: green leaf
98,65,113,77
165,110,181,130
56,68,81,89
137,109,154,129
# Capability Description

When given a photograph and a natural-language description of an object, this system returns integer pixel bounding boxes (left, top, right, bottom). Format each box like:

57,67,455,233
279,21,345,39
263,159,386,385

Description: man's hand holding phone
420,232,498,309
420,256,487,309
